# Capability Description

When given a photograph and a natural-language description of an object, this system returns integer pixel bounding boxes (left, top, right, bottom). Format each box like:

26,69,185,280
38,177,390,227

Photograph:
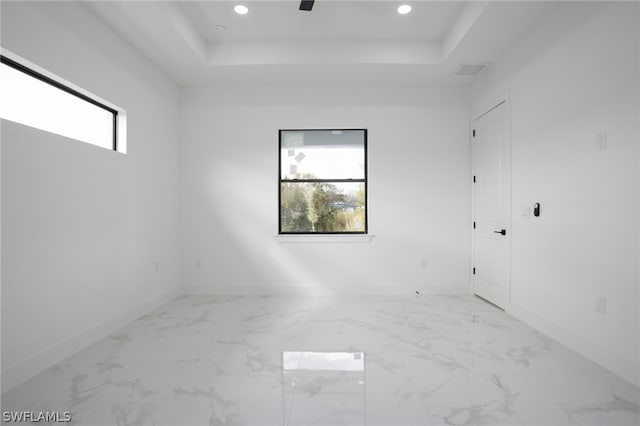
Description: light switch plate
596,132,607,151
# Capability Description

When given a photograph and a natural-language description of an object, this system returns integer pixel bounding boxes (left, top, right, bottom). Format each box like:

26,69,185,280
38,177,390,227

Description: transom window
279,129,367,234
0,54,120,151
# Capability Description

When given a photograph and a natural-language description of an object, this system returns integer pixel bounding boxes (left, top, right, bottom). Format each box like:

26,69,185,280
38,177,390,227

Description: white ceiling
178,1,468,42
84,1,558,86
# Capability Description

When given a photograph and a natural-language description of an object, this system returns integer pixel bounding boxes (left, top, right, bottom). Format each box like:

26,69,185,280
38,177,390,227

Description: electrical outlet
420,258,428,269
596,132,607,151
154,261,159,273
595,296,606,314
195,259,202,269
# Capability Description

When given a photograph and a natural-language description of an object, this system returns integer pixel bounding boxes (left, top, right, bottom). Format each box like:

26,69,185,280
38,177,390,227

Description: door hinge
473,267,476,275
473,221,476,229
472,129,476,137
473,175,476,183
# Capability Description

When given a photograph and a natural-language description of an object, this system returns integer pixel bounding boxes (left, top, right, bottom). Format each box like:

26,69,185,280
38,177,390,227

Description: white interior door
472,101,511,309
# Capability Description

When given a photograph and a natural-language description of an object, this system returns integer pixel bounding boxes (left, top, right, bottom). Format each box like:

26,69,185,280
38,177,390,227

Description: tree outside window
279,129,367,234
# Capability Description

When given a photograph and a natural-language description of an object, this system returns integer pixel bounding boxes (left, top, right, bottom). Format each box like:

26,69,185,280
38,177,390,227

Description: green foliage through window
279,130,367,234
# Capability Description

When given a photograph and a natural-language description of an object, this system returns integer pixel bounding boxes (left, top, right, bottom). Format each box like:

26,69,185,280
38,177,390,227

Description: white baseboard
182,283,469,297
183,284,331,296
508,302,640,388
1,288,181,394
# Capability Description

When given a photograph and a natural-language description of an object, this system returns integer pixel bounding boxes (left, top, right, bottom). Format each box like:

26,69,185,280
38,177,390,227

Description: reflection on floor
2,295,639,425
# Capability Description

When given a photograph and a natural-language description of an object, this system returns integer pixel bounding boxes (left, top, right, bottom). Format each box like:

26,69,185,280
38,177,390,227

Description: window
279,129,367,234
0,55,119,151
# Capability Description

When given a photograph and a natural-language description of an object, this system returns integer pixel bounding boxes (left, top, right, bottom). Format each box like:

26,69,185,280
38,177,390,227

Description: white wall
1,2,181,391
180,86,470,295
472,2,639,386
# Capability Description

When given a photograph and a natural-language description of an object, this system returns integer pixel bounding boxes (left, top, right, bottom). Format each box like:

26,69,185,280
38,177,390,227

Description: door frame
470,90,513,309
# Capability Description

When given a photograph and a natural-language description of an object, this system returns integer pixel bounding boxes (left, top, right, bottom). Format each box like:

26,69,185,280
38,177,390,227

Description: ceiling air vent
451,63,490,77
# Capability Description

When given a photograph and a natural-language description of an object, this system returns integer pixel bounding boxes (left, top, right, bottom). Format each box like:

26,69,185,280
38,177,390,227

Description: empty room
1,0,638,425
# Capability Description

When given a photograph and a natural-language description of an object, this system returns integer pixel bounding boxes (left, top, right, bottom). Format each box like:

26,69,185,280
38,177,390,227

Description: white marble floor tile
2,295,638,426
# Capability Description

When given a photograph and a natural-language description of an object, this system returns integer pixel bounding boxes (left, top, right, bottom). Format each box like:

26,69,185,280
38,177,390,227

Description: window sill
275,234,375,244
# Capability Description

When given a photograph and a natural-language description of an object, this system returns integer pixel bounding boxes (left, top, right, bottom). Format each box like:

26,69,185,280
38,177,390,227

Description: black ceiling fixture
299,0,315,11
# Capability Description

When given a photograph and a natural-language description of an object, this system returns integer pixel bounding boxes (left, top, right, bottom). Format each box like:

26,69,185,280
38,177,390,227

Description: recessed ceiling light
214,25,225,32
234,4,249,15
397,4,412,15
331,130,343,135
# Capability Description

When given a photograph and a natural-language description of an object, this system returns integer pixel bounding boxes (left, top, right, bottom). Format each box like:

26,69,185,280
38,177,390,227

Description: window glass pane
281,130,365,179
280,182,365,233
0,62,114,150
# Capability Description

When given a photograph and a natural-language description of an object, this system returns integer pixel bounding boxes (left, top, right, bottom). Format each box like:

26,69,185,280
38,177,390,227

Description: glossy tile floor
2,295,639,425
